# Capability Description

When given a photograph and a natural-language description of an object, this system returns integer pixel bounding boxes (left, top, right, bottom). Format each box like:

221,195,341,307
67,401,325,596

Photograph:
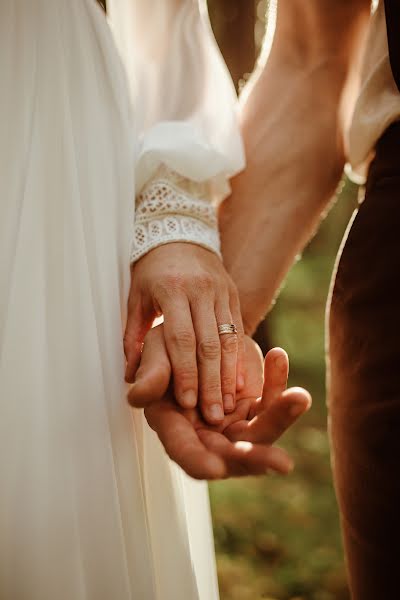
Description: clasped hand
124,243,244,424
124,243,311,479
127,325,311,480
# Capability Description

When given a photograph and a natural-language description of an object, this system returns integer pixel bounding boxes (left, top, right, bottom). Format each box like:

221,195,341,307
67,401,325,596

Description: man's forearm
220,0,371,335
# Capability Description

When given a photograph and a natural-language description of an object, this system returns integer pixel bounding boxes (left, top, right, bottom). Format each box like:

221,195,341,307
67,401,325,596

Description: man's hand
128,326,311,480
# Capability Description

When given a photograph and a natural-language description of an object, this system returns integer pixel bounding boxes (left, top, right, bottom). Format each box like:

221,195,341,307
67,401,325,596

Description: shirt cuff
130,165,222,263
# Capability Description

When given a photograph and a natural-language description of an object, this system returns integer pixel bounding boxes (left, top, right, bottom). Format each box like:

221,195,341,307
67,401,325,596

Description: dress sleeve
107,0,245,262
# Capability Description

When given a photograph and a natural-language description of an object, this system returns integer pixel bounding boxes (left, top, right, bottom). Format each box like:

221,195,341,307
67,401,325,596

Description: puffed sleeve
107,0,245,262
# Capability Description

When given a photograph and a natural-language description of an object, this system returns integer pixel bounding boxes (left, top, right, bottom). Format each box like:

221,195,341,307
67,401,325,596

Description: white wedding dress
0,1,244,599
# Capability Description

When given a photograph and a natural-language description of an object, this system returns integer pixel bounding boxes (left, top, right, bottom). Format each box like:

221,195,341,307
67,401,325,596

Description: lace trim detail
130,166,221,263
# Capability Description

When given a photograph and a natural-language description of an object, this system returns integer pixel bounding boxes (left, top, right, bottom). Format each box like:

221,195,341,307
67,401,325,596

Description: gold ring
218,323,238,336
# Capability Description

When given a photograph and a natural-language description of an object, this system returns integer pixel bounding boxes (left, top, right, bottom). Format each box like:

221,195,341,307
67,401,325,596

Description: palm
144,336,311,479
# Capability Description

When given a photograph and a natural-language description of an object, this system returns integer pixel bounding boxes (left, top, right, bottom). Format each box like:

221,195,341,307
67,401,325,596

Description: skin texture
219,0,371,334
128,327,311,480
124,243,245,424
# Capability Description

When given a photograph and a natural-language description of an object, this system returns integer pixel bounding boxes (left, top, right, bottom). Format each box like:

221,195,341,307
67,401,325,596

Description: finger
260,347,289,409
162,295,198,409
229,286,246,392
127,326,171,408
247,347,288,420
145,400,226,480
191,298,224,425
226,387,312,445
124,295,154,383
198,430,294,477
215,296,238,414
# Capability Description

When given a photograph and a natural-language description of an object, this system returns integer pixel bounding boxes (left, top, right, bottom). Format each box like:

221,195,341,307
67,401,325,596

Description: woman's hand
128,326,311,479
124,243,244,424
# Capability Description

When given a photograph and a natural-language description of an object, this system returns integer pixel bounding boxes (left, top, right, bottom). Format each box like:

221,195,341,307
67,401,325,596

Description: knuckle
194,273,215,293
221,375,235,391
169,329,196,351
175,366,198,387
197,338,221,361
221,334,238,354
201,380,222,402
153,274,185,299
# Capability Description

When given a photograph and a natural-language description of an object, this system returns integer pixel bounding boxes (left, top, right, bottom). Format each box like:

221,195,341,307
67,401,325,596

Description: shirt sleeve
107,0,245,262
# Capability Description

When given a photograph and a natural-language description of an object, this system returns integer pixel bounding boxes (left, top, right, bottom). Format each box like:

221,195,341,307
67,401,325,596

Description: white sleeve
107,0,245,262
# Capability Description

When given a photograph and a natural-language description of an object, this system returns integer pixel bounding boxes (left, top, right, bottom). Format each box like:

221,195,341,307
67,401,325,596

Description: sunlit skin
124,244,245,424
128,326,311,480
219,0,371,335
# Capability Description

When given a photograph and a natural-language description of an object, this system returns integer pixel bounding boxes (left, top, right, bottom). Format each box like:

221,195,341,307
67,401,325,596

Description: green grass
210,181,359,600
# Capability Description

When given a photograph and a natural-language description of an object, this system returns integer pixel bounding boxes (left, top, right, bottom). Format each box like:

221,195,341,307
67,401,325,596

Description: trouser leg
328,124,400,599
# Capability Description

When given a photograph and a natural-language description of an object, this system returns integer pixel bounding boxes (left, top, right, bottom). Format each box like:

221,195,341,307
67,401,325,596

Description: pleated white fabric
0,0,244,598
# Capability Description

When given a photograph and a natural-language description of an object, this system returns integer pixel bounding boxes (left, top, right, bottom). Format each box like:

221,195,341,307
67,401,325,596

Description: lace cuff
130,166,222,263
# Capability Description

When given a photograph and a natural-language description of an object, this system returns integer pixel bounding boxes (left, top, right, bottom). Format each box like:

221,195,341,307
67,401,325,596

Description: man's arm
219,0,371,335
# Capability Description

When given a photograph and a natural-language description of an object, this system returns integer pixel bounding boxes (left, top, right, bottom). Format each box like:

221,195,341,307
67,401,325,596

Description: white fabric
109,0,244,263
0,0,244,598
347,1,400,181
108,0,245,196
131,165,222,262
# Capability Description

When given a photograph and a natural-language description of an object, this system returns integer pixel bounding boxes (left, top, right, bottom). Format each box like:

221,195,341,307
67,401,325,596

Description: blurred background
207,2,360,599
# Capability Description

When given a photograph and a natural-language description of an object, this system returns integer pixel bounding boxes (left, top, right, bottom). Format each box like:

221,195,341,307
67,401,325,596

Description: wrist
131,165,221,264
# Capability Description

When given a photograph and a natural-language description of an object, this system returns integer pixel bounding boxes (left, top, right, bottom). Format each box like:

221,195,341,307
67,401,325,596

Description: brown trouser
328,122,400,599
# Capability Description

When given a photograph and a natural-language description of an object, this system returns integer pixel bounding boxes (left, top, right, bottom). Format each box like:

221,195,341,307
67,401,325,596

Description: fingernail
223,394,234,412
208,404,224,422
181,390,197,409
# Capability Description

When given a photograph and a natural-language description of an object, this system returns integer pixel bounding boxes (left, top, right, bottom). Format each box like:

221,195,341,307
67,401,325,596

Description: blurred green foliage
210,180,359,599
